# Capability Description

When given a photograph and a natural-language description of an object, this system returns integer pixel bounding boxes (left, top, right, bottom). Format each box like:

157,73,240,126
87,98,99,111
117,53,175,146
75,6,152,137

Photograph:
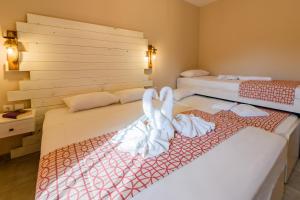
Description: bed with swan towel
177,76,300,114
36,100,295,200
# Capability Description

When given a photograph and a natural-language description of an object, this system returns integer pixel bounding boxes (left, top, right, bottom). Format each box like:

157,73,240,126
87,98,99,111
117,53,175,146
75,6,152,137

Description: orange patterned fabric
184,108,289,132
35,109,289,200
202,109,288,132
36,110,244,200
239,80,300,105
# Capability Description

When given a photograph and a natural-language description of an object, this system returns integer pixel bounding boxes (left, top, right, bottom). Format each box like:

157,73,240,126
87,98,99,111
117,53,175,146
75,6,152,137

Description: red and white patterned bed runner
212,109,289,132
239,80,300,105
36,109,289,200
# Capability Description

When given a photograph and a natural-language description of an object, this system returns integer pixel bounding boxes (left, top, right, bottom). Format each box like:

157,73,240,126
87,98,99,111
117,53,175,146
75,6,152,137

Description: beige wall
0,0,199,155
198,0,300,80
0,0,199,112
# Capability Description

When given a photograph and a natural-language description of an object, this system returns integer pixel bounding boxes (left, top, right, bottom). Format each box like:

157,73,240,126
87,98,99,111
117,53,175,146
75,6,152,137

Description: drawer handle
9,128,14,132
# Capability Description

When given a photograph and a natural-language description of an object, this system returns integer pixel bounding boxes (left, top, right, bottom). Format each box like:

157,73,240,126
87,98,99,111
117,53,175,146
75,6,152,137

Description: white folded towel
160,87,174,123
172,114,215,138
112,86,217,157
238,76,272,81
212,102,238,111
217,74,239,80
159,87,175,140
112,87,174,158
231,104,269,117
112,115,169,158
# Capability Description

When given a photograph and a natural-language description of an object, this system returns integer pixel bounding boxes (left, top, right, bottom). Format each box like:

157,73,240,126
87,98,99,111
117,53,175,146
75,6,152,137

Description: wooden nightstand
0,109,39,158
0,109,35,139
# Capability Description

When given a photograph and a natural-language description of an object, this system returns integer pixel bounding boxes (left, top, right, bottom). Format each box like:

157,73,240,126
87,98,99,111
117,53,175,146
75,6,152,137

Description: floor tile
283,186,300,200
287,168,300,191
0,153,39,200
295,161,300,172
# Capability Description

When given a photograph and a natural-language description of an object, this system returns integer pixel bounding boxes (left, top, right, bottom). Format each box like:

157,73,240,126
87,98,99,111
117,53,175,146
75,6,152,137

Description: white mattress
177,76,300,114
178,76,241,91
178,95,299,140
41,101,290,200
41,101,191,156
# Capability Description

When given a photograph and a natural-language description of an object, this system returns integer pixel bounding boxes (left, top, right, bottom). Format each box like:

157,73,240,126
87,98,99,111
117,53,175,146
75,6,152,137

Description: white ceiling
184,0,217,7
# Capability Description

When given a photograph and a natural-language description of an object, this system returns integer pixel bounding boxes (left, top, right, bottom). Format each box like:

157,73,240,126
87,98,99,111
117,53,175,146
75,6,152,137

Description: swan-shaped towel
112,88,173,158
172,114,215,138
112,86,215,158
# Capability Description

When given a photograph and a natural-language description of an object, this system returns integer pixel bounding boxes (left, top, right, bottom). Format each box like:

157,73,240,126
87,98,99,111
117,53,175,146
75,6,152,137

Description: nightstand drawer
0,118,35,138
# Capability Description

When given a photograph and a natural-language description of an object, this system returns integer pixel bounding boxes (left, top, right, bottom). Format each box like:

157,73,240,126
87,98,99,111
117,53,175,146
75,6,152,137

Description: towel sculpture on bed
112,87,215,158
172,114,215,138
112,88,174,158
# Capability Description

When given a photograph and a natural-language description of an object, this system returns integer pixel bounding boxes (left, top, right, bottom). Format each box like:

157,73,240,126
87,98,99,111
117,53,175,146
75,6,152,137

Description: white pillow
173,88,195,101
180,69,210,77
63,92,119,112
115,88,145,104
231,104,269,117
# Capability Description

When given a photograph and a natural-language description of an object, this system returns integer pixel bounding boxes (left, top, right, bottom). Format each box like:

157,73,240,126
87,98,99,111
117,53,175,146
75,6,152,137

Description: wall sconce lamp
3,30,19,70
145,45,157,69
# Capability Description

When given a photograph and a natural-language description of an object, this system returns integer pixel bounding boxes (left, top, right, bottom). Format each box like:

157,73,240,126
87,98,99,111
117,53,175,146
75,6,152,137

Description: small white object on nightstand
0,109,36,139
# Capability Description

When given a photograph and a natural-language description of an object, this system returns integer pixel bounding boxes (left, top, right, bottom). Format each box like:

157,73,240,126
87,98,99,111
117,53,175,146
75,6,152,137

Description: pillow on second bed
63,92,119,112
115,88,145,104
180,69,210,77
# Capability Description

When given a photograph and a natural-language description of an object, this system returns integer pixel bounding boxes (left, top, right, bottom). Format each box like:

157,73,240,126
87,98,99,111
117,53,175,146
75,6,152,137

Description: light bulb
7,47,14,55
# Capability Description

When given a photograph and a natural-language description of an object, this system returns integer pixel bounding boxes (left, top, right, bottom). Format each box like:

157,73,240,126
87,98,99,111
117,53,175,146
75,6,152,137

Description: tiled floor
0,153,39,200
283,161,300,200
0,153,299,200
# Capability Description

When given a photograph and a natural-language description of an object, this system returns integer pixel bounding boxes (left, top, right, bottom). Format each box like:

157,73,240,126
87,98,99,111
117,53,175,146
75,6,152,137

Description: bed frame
286,120,300,181
178,78,300,182
7,14,152,133
177,77,300,114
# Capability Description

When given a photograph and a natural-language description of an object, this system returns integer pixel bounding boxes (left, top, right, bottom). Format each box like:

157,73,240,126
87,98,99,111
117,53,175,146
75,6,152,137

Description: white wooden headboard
7,14,152,131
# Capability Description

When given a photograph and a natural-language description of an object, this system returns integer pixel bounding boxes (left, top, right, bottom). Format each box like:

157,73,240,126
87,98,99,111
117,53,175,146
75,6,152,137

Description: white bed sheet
133,127,286,200
41,101,192,156
177,76,300,114
41,100,288,200
179,76,241,91
178,95,299,140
